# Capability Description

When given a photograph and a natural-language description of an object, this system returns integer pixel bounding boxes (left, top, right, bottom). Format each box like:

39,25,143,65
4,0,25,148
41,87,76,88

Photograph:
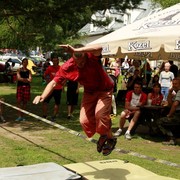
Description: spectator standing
169,60,178,78
66,80,80,119
121,57,129,75
4,58,11,74
33,44,116,156
141,60,152,87
109,58,120,78
127,60,140,77
109,58,120,116
102,58,110,68
42,53,63,121
0,98,6,123
159,62,174,102
42,58,51,85
6,62,16,83
16,58,32,121
126,69,143,91
157,77,180,145
114,81,147,140
158,61,165,74
148,74,159,88
109,74,117,116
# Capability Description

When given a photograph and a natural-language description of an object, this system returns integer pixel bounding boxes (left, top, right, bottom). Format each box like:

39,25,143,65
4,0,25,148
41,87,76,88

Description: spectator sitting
114,81,147,140
157,77,180,145
147,83,163,106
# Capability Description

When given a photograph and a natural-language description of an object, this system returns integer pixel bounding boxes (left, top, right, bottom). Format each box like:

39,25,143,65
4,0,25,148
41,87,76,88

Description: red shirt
54,53,114,92
150,93,163,105
126,90,147,106
44,65,62,89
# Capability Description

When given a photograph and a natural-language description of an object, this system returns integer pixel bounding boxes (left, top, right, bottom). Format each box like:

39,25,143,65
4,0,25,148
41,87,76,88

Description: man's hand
59,44,74,53
33,96,44,104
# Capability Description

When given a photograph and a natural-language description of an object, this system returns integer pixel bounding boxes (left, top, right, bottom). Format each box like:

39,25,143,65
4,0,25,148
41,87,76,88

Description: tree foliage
0,0,142,51
151,0,179,8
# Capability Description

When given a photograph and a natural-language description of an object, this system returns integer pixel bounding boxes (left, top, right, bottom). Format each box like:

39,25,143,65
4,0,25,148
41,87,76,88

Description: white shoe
114,129,122,137
125,133,132,140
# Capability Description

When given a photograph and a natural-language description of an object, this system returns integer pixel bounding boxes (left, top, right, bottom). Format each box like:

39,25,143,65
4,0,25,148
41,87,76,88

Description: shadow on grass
0,125,77,163
112,124,180,146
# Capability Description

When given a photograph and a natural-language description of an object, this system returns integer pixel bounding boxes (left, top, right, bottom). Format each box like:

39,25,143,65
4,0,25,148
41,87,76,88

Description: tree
151,0,179,8
0,0,143,52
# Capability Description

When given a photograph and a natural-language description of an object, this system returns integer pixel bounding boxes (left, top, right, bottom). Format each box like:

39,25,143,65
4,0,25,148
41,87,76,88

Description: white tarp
0,162,81,180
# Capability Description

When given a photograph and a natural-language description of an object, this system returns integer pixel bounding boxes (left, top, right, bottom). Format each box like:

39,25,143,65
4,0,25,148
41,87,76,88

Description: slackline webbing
0,100,95,142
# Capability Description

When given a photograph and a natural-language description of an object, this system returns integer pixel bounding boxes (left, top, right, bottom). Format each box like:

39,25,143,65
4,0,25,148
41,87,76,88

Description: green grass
0,75,180,179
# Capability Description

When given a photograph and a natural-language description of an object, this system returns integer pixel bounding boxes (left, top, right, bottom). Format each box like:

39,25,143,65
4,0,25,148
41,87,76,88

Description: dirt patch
0,121,54,145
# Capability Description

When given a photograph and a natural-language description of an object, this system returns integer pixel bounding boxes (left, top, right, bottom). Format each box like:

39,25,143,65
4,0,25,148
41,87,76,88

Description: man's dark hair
169,60,173,65
22,58,28,62
51,53,58,59
134,80,143,87
73,44,84,48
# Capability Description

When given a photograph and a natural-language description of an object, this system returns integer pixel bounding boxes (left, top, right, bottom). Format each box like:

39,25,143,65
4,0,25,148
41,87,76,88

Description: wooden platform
65,159,177,180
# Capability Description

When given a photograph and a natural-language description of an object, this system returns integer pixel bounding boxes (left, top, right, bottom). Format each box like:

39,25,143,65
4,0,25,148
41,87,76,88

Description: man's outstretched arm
33,80,57,104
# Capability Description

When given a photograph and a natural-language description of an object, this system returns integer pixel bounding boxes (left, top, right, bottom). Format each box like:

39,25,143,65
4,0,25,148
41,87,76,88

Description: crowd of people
0,44,180,156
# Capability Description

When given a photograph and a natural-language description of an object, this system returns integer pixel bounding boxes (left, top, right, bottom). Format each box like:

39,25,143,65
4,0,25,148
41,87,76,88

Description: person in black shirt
169,60,178,78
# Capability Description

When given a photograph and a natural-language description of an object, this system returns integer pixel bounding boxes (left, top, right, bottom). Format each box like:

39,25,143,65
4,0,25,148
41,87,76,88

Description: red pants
80,90,112,138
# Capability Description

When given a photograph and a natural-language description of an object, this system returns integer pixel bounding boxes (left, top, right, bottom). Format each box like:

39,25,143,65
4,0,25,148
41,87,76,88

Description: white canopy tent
89,3,180,61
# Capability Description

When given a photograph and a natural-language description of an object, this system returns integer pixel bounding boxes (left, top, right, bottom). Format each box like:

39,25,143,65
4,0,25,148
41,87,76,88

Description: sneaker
125,133,132,140
15,117,22,121
162,139,176,146
51,116,56,122
0,116,6,123
102,138,117,156
21,117,26,121
67,115,71,120
114,129,122,137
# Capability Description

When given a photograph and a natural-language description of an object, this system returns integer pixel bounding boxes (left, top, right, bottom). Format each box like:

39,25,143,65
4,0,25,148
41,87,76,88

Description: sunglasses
74,52,83,58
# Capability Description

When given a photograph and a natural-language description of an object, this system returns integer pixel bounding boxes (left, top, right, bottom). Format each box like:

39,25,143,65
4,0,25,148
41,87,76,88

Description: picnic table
139,105,168,135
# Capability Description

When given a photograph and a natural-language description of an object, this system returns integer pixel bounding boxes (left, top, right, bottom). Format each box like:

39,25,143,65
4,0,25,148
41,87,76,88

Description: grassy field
0,75,180,179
